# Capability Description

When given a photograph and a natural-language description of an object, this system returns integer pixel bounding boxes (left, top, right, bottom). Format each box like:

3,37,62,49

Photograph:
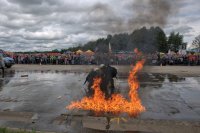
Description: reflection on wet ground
0,71,200,133
0,71,15,92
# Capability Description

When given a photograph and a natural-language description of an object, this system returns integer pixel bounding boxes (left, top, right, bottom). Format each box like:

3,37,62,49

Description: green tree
168,32,183,52
110,33,129,52
64,26,168,53
52,49,59,52
157,30,168,52
128,26,165,53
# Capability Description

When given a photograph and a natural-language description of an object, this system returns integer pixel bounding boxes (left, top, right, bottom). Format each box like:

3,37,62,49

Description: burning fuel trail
67,49,145,116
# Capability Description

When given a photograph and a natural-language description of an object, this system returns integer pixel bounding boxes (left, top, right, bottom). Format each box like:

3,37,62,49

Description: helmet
99,64,105,68
94,68,99,71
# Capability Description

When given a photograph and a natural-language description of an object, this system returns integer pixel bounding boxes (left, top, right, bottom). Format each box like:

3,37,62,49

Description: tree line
64,26,186,53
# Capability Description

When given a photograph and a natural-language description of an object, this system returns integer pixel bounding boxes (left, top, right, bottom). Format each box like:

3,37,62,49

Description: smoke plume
89,0,179,33
128,0,178,28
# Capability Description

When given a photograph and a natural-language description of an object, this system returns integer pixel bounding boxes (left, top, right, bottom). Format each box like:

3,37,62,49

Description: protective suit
84,64,117,99
84,68,98,97
99,65,117,99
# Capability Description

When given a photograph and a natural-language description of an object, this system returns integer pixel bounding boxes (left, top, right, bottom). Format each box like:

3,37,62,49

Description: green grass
0,128,36,133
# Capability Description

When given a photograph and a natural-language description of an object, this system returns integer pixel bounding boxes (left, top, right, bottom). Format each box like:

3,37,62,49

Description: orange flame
67,49,145,116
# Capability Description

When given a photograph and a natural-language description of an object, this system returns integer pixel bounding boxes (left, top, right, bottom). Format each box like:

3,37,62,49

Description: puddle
0,71,199,132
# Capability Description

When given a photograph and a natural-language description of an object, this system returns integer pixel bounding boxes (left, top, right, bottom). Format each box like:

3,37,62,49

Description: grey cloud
0,0,199,51
8,0,43,6
7,0,61,6
174,26,193,34
22,30,65,40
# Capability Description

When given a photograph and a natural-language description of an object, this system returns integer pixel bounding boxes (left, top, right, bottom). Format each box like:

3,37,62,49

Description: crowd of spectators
13,53,95,65
11,52,200,66
146,52,200,66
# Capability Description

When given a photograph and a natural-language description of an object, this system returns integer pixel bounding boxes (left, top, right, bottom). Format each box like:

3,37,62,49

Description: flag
109,43,112,53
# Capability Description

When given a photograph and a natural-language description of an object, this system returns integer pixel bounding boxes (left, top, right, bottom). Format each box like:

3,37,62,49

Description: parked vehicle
0,49,15,68
3,56,15,68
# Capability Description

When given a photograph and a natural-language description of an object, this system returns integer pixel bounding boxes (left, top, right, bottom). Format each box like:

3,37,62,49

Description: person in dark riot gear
100,64,117,99
84,68,99,97
84,64,117,99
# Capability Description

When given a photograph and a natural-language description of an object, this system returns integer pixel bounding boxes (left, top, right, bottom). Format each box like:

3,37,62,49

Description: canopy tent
85,50,94,55
76,49,83,54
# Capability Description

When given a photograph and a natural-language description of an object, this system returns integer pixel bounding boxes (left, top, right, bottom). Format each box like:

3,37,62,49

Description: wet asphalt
0,71,200,132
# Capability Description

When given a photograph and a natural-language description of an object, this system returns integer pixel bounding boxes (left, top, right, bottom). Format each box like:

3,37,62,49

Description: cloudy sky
0,0,199,51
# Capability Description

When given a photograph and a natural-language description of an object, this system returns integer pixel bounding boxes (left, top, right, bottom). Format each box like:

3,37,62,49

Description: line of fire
66,48,146,130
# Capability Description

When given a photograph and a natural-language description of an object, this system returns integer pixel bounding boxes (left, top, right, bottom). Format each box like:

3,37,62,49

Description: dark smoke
88,0,179,33
128,0,178,28
87,3,124,32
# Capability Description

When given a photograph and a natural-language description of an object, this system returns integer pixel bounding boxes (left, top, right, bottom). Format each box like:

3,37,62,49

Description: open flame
67,49,145,117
